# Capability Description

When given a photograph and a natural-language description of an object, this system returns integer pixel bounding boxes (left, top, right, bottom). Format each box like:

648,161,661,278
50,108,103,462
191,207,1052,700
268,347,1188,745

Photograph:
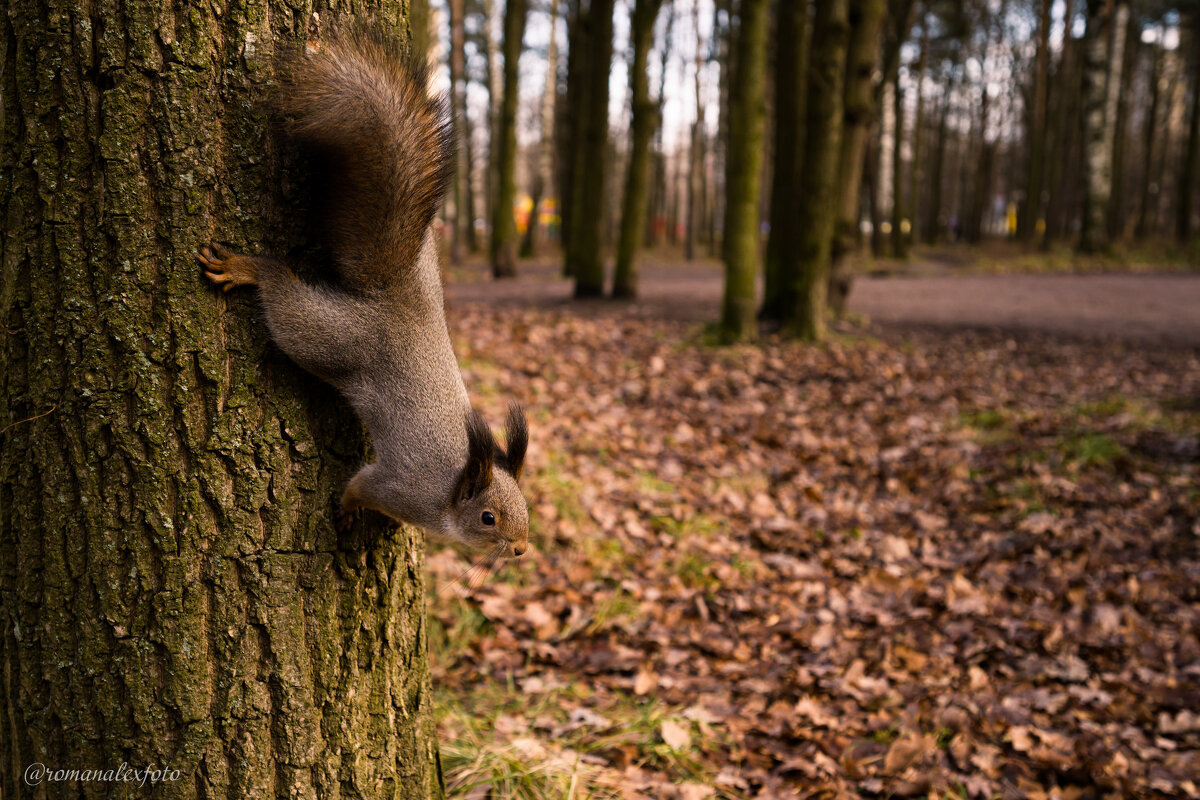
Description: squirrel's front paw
198,241,258,291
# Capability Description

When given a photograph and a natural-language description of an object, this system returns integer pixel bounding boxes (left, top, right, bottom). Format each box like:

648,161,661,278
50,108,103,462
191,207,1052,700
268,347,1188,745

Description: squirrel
197,28,529,558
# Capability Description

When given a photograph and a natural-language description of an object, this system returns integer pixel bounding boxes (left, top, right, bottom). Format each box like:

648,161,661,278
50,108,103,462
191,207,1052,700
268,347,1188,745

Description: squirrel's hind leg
200,242,373,382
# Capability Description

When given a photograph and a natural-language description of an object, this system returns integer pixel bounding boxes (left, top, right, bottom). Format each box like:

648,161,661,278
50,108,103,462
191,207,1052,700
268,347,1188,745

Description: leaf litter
429,304,1200,799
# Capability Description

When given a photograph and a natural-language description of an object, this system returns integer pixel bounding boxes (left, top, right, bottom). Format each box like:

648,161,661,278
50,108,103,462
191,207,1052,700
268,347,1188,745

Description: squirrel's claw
199,241,257,291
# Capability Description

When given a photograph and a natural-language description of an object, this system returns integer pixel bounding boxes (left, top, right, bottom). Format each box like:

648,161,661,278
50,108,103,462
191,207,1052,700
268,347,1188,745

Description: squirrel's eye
481,511,496,526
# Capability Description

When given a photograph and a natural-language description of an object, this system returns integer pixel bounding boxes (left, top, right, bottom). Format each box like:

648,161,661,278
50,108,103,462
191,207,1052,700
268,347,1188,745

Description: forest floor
427,255,1200,799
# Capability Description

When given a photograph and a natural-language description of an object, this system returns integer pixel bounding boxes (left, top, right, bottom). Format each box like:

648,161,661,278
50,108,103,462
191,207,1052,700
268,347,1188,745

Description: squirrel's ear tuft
456,408,495,502
499,403,528,481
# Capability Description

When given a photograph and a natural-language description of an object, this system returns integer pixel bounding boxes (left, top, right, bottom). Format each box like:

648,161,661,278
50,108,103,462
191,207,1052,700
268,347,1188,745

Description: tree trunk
570,0,616,296
483,0,502,248
710,0,733,259
788,0,850,340
926,64,955,244
614,0,665,298
0,5,443,800
1136,40,1162,240
1107,7,1138,240
1079,0,1127,253
1021,0,1052,242
559,0,587,274
829,0,888,313
1178,21,1200,243
908,15,928,250
521,0,561,259
762,0,809,322
491,0,529,278
449,0,470,265
687,8,709,263
1044,0,1078,248
717,0,771,341
409,0,433,67
892,68,909,259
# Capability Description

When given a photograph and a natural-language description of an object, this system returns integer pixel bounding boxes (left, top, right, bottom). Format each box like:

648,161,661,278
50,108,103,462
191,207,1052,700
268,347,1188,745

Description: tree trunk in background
1044,0,1078,248
829,0,887,313
892,69,909,259
449,0,469,265
717,0,770,341
560,0,587,274
1136,41,1162,240
483,0,502,246
762,0,809,322
927,65,955,244
491,0,529,277
614,0,665,298
711,0,733,258
1107,8,1138,240
1178,23,1200,243
410,0,433,67
1021,0,1052,242
908,16,928,250
522,0,561,259
1079,0,1127,253
570,0,615,296
788,0,850,340
687,7,709,262
0,5,443,800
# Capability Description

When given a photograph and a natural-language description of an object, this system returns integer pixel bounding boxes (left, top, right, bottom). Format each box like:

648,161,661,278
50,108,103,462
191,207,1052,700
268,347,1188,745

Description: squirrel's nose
512,543,526,557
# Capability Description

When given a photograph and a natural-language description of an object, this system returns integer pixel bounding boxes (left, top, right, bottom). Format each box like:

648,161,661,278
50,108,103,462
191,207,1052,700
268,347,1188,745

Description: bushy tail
276,28,452,294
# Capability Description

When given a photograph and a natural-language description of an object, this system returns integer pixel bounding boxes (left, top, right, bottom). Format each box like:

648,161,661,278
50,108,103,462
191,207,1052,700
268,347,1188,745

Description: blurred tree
1136,33,1163,240
1178,10,1200,242
559,0,588,274
411,0,433,64
718,0,770,341
449,0,470,264
687,0,710,261
614,0,667,298
521,0,562,259
908,11,930,249
762,0,810,323
829,0,889,312
892,63,909,258
1079,0,1130,253
1020,0,1052,242
569,0,616,296
788,0,851,340
491,0,530,277
0,4,442,797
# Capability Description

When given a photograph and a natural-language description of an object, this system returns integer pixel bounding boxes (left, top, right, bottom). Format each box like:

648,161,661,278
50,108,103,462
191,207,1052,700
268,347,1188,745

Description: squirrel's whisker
440,543,507,598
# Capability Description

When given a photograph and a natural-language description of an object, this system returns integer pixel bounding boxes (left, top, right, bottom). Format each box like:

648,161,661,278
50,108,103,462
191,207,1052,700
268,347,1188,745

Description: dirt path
447,260,1200,346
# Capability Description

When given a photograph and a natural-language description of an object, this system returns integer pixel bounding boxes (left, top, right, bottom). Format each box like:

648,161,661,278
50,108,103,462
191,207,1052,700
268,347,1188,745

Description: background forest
416,0,1200,798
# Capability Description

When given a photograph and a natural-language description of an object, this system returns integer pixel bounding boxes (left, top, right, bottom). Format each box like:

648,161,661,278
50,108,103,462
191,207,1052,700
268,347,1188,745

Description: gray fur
198,30,529,557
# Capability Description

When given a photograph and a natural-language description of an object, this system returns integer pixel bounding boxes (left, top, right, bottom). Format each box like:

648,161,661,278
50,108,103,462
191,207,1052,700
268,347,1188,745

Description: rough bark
717,0,771,342
570,0,616,297
0,4,443,800
787,0,850,340
762,0,809,323
828,0,887,314
1020,0,1052,242
614,0,665,299
491,0,529,278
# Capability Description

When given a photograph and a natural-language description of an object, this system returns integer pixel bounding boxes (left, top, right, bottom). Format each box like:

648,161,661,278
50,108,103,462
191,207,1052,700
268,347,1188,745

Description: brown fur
198,27,529,558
